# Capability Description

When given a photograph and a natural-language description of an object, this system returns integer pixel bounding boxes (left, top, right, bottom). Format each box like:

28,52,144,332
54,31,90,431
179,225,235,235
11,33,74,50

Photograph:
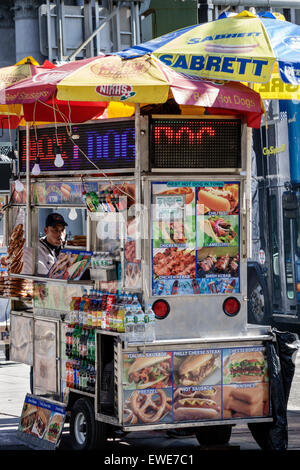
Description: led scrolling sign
18,120,136,173
18,118,241,173
151,118,241,169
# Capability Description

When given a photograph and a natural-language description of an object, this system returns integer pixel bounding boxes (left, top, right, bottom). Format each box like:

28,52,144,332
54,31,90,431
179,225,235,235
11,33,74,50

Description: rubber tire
195,425,232,446
248,422,273,450
70,398,107,451
248,276,267,325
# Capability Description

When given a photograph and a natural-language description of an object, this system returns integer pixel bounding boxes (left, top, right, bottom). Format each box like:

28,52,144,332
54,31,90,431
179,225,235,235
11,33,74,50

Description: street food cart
4,107,283,451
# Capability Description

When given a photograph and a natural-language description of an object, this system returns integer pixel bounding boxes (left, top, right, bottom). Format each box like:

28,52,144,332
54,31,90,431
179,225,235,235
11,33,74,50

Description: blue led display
18,120,136,173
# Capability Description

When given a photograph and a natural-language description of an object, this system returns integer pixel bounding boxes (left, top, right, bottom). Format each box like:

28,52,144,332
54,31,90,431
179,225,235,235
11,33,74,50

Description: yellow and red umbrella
2,54,263,128
0,56,108,127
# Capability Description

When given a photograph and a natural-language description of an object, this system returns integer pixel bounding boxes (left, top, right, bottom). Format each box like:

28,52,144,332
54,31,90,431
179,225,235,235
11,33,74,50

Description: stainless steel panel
10,312,33,365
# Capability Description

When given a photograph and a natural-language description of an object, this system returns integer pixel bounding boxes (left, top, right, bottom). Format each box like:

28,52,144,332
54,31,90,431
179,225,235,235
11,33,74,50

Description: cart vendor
38,212,68,275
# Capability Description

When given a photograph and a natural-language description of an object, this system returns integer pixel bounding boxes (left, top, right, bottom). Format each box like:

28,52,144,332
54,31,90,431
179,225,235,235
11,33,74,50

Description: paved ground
0,360,299,457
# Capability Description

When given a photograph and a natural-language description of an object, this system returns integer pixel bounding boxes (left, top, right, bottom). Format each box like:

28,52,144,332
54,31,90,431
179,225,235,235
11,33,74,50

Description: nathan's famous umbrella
3,53,263,128
0,56,108,127
109,9,300,100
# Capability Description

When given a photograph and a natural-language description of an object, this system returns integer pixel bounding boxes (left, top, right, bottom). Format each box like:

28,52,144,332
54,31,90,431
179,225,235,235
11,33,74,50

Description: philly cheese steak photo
174,350,221,387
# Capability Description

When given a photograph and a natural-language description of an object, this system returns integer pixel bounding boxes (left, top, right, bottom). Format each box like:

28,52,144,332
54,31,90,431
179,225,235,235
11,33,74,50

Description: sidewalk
0,361,299,452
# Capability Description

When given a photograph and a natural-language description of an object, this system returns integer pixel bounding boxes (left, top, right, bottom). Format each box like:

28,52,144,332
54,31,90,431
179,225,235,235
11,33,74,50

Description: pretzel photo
123,389,172,426
131,390,167,424
123,408,138,425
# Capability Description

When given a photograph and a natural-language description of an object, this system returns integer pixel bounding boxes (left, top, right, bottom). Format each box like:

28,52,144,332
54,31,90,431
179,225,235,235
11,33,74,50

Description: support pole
26,122,31,248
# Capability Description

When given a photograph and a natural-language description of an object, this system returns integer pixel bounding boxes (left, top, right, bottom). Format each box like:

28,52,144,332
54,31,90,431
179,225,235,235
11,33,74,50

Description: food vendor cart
6,108,283,451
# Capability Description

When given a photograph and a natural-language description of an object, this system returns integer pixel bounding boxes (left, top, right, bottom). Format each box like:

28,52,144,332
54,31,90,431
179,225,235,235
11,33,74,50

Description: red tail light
223,297,240,316
152,300,170,319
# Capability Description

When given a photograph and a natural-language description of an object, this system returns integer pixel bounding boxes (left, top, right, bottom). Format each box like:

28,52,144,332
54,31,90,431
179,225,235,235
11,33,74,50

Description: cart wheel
70,398,107,450
247,422,284,451
195,425,232,446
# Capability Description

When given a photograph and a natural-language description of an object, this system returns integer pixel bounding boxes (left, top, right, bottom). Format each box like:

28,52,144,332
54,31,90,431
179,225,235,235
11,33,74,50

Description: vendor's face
44,223,66,247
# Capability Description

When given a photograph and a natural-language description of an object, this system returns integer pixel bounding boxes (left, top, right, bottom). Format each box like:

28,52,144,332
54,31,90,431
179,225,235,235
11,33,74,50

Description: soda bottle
109,303,116,331
72,325,78,358
96,290,103,328
73,297,81,326
73,359,79,389
116,294,126,333
91,297,98,328
83,298,90,328
89,364,96,394
66,361,70,388
65,324,70,357
79,360,83,391
86,363,91,393
69,297,76,325
68,361,73,388
79,294,86,328
90,329,95,364
101,292,108,330
87,329,92,362
88,300,93,328
82,361,88,391
171,280,179,295
133,306,145,342
125,303,135,343
145,304,156,342
76,326,82,359
68,323,75,358
225,279,236,293
79,328,84,360
192,279,201,295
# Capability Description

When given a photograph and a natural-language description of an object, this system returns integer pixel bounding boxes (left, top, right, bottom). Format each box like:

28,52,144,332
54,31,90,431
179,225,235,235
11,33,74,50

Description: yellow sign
263,144,285,156
254,76,300,100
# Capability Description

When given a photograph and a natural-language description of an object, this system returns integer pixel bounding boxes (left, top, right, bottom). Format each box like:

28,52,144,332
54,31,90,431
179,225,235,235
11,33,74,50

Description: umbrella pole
246,123,252,259
135,103,141,261
25,122,31,248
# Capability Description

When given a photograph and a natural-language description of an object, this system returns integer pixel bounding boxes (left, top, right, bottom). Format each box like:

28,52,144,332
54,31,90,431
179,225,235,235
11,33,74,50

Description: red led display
151,118,241,169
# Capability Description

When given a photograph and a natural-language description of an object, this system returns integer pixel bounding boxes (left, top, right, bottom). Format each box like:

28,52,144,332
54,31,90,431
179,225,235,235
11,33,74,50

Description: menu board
151,181,240,296
122,346,270,427
17,394,66,450
47,249,92,280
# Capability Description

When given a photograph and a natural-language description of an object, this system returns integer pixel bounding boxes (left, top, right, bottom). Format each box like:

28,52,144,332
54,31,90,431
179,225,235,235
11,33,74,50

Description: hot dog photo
155,186,195,205
197,184,239,215
123,353,172,390
173,385,221,422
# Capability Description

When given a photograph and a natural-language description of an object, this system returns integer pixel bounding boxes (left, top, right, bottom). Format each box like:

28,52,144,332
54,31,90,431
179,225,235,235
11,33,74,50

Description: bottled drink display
145,304,156,342
65,291,156,393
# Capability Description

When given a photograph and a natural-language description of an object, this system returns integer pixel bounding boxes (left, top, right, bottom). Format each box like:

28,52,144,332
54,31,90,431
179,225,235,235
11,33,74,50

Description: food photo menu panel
122,346,270,427
151,181,240,296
